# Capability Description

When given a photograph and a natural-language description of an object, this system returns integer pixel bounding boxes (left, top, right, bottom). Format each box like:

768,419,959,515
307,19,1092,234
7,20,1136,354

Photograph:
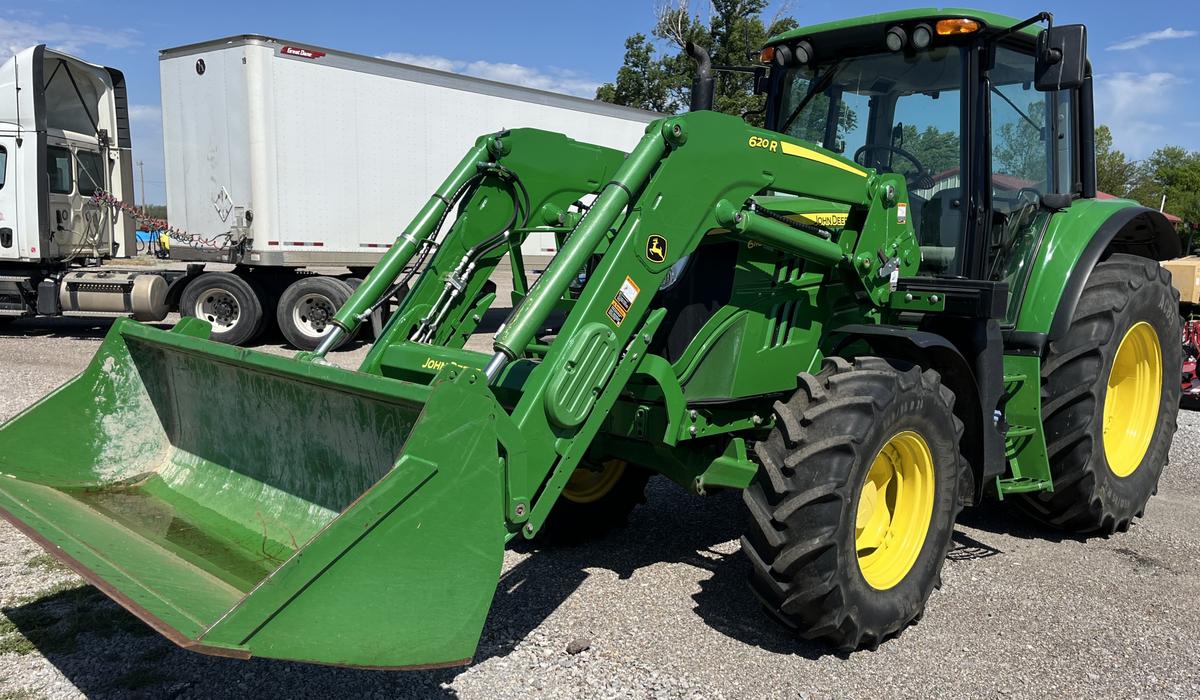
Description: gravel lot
1,269,1198,699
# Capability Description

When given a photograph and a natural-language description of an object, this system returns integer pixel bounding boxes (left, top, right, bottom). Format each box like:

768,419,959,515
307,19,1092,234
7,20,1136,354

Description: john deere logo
646,235,667,263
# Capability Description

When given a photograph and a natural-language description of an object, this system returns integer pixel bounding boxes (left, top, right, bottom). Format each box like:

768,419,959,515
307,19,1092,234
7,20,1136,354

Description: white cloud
378,51,601,98
1108,27,1197,51
1094,71,1182,157
127,104,161,123
0,17,136,56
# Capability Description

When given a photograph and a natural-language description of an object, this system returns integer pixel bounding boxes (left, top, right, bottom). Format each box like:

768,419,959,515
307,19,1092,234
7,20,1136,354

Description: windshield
773,47,967,275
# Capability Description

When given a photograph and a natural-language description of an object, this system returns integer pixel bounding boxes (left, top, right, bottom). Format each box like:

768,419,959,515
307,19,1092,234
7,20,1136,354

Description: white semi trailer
0,37,657,348
158,35,657,347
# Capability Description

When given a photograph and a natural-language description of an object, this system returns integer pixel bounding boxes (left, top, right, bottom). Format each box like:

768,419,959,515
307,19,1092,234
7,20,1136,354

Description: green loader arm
345,110,918,538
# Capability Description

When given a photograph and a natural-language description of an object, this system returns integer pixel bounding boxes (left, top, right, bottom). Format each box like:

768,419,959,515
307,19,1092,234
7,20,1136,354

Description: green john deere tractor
0,10,1181,666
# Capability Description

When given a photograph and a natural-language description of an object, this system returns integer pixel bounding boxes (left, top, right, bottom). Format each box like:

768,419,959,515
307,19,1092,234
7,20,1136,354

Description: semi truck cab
0,45,178,323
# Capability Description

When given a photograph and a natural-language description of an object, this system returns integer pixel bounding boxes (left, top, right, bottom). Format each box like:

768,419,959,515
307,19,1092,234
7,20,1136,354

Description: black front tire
1016,254,1180,534
741,357,964,650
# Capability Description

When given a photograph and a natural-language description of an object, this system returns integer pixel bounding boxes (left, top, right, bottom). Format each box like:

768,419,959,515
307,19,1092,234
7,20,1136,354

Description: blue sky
4,1,1198,204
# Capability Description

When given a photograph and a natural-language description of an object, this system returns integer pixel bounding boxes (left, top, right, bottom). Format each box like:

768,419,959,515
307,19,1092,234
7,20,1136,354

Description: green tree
142,204,168,221
778,80,858,152
1094,125,1142,198
1138,145,1200,225
993,101,1047,184
901,125,960,176
596,0,796,124
595,34,678,113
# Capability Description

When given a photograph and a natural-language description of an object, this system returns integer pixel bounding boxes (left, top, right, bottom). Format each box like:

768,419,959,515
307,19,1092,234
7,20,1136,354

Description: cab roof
767,8,1040,46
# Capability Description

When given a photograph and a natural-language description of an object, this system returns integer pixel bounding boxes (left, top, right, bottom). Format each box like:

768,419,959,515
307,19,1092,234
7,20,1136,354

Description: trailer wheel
179,271,265,346
741,357,964,650
539,460,650,545
277,276,356,351
1015,254,1181,534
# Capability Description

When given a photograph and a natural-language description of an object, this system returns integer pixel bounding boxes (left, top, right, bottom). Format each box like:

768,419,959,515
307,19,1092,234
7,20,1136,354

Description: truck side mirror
1035,24,1087,91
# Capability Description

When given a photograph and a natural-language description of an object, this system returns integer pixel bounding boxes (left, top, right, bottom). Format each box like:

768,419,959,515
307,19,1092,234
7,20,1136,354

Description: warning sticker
897,202,908,225
607,276,640,327
615,276,640,314
607,302,626,326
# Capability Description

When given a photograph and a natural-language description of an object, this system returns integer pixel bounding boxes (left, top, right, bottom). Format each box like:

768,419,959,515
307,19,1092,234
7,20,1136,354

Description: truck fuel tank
58,270,169,321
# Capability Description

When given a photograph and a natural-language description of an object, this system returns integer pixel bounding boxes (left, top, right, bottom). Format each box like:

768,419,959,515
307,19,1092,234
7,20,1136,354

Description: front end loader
0,9,1181,665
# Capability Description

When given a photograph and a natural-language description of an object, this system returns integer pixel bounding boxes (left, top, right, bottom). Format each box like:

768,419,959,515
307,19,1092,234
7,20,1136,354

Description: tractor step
995,476,1053,496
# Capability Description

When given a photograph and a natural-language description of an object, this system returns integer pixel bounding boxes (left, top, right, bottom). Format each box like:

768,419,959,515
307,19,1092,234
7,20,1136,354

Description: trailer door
0,137,16,259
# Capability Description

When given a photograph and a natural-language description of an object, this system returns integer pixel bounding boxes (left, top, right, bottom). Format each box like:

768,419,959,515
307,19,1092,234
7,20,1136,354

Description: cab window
774,46,967,276
47,146,73,194
988,44,1079,320
990,47,1052,208
0,146,7,189
76,150,105,197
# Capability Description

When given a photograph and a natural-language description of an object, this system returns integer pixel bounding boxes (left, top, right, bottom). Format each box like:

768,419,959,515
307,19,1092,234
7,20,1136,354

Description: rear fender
1013,201,1179,348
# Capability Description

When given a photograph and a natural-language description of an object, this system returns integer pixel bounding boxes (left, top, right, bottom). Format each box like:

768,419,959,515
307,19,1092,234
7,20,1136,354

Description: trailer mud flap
0,318,506,668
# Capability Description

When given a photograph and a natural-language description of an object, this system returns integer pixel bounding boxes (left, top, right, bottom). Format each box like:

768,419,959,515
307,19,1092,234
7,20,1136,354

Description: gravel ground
0,273,1198,699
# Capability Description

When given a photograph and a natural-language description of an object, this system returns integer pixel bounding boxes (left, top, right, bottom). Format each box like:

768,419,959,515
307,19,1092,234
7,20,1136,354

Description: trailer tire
277,276,356,351
179,271,265,346
539,460,650,545
345,278,406,339
741,357,963,650
1015,254,1180,534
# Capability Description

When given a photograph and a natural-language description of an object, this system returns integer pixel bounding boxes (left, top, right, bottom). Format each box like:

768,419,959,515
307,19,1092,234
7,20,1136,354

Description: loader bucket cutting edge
0,318,508,669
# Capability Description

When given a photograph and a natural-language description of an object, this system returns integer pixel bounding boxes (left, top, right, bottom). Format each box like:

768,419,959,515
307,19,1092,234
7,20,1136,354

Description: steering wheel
853,144,932,190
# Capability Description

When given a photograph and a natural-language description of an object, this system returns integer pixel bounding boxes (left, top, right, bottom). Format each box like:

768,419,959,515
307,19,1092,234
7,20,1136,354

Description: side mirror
1035,24,1087,91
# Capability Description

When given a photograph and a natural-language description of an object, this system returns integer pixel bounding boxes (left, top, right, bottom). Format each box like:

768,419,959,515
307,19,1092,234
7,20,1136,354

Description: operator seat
917,187,963,275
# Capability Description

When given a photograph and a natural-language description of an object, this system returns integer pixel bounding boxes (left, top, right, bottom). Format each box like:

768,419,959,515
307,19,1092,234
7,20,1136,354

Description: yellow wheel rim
1103,321,1162,477
563,459,626,504
855,431,936,591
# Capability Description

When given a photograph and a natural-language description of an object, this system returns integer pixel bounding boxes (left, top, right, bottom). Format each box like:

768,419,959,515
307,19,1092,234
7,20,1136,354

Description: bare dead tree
654,0,693,48
766,1,794,33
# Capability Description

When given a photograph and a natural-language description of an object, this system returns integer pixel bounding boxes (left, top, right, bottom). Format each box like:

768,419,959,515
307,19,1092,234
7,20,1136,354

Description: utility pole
137,160,145,210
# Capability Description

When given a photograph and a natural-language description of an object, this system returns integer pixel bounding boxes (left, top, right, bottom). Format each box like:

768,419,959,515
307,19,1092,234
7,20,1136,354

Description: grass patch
0,583,154,656
24,554,68,574
0,617,36,655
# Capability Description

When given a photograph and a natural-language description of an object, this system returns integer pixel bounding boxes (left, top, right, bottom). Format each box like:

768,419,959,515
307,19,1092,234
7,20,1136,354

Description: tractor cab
761,11,1090,317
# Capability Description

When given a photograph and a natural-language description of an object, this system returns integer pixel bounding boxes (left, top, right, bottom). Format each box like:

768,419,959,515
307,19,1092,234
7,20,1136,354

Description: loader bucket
0,318,506,669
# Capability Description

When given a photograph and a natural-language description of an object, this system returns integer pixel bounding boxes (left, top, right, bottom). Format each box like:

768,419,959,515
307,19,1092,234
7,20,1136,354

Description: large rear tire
179,271,265,346
1016,254,1180,534
741,357,963,650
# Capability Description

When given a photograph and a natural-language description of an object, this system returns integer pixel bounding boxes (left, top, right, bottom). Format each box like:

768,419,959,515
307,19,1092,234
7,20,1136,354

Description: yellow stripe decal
779,141,868,177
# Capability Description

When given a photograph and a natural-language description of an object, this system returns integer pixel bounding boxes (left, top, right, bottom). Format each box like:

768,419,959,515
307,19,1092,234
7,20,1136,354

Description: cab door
45,143,75,258
74,147,112,257
0,136,17,259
